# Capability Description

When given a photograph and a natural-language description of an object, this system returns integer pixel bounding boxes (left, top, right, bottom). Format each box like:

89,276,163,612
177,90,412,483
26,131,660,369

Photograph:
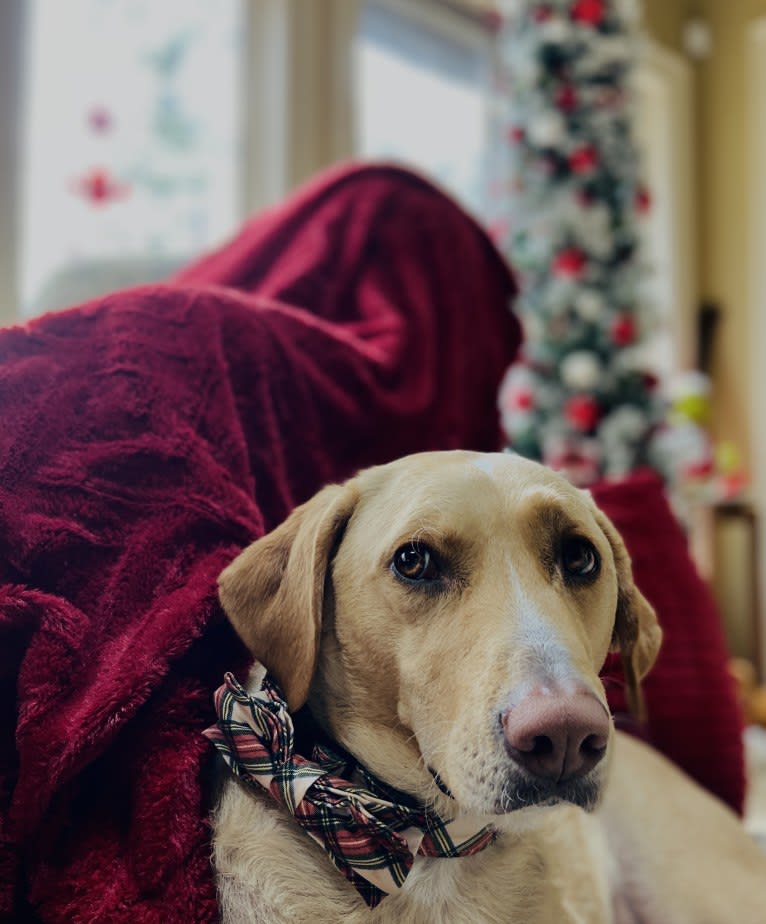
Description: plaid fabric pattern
204,668,497,908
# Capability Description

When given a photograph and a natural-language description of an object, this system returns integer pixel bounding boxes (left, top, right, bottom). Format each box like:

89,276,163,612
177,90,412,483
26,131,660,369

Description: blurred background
0,0,765,704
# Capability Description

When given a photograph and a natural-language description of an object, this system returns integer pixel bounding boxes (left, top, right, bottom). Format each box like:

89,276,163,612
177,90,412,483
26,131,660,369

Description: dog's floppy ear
594,508,662,720
218,482,358,711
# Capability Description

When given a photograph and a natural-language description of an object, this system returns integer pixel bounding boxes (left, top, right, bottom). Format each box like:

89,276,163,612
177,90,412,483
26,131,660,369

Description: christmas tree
492,0,660,485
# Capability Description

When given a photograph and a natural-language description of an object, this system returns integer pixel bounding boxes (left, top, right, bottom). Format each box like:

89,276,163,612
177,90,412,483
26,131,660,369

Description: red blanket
0,164,521,922
0,163,743,922
594,473,745,810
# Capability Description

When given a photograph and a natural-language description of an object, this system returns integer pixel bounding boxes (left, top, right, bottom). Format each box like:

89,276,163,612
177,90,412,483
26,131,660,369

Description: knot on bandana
204,668,497,908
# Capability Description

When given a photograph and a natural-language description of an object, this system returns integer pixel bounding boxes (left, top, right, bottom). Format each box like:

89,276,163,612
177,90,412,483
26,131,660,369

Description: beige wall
699,0,766,675
642,0,766,466
641,0,762,460
643,0,686,54
640,1,766,666
697,0,766,462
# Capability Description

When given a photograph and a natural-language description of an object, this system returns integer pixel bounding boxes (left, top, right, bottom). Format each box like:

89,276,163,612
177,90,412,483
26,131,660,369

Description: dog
209,450,766,922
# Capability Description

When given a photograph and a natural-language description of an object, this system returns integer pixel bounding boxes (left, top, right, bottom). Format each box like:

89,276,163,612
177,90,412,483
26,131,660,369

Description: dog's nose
501,689,610,781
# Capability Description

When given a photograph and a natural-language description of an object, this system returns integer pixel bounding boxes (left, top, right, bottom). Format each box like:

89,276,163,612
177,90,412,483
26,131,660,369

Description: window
355,0,493,217
20,0,243,316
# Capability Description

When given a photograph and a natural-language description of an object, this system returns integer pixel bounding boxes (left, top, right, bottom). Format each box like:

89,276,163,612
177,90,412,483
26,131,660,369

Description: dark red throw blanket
0,163,743,923
0,164,521,923
595,472,746,811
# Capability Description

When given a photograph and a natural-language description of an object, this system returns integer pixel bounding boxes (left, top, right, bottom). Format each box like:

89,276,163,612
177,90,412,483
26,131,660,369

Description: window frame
364,0,493,50
0,0,25,326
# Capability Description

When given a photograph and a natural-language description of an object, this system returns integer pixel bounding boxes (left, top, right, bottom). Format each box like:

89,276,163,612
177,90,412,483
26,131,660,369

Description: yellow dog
210,451,766,923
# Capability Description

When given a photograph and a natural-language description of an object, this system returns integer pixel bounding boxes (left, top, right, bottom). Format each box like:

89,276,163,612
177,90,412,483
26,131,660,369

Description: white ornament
667,370,711,401
574,204,613,259
651,421,711,477
559,351,603,390
574,290,606,321
527,111,567,149
501,408,535,438
539,18,571,45
498,364,534,409
598,405,647,445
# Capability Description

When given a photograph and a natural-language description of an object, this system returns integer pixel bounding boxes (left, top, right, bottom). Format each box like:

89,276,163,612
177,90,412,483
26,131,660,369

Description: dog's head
219,451,661,819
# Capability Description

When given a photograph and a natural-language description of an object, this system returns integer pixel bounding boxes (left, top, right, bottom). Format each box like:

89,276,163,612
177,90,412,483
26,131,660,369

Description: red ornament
71,167,130,206
635,184,652,214
642,371,659,391
571,0,606,26
508,125,526,144
718,470,748,499
545,440,601,486
515,392,534,411
568,145,599,174
503,385,535,413
556,85,578,112
552,247,588,279
565,395,601,431
682,459,715,481
611,314,637,346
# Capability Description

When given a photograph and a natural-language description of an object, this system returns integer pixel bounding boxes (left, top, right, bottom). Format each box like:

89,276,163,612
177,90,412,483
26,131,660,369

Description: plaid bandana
204,666,497,908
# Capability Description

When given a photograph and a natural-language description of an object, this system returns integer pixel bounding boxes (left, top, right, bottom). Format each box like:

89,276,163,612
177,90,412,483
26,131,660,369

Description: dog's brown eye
392,543,440,582
561,537,600,580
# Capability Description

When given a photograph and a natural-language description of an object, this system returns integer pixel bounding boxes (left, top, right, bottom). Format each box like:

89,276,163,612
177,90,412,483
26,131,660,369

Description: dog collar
204,665,497,908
